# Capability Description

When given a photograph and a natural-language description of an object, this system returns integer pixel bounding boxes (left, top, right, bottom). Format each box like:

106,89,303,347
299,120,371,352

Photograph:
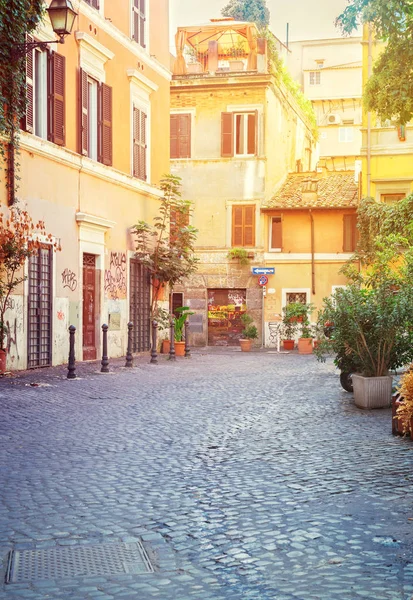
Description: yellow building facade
170,20,352,348
1,0,170,370
361,25,413,201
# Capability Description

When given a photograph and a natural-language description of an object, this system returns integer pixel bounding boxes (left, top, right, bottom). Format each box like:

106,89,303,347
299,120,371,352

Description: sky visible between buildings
169,0,358,54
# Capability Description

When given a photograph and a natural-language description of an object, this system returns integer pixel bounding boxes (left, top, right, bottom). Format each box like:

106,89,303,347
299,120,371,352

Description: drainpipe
309,209,315,295
367,24,373,197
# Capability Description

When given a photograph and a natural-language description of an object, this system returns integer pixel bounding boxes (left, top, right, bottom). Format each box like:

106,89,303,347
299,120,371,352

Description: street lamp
47,0,78,42
8,0,78,60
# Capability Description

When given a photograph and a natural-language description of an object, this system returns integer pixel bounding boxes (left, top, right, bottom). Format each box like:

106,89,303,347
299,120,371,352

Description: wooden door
83,253,97,360
129,259,150,352
27,246,52,368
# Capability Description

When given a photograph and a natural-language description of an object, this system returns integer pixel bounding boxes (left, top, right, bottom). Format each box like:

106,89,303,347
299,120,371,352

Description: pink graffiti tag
57,311,65,321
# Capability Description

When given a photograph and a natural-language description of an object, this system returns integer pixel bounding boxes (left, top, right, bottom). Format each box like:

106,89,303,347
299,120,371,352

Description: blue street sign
252,267,275,275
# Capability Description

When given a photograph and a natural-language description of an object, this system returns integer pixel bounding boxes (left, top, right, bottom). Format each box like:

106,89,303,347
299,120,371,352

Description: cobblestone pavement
0,350,413,600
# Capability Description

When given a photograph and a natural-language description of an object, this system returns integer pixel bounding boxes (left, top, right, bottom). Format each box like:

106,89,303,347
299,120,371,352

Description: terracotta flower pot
240,339,252,352
0,348,7,374
283,339,295,350
175,341,185,356
161,340,170,354
298,338,313,355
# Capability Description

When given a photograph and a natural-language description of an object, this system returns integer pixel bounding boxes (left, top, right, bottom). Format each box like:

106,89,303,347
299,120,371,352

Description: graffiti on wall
104,252,127,300
61,268,78,291
5,296,23,363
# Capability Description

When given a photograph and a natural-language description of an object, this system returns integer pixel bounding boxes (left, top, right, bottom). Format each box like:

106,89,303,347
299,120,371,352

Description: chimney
301,178,318,204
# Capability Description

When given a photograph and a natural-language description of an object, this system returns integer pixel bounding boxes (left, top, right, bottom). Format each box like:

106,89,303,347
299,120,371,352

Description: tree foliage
351,194,413,266
132,175,199,317
221,0,270,27
336,0,413,124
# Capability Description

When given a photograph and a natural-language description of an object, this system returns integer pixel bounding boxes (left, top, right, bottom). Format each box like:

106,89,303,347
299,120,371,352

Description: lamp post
7,0,77,60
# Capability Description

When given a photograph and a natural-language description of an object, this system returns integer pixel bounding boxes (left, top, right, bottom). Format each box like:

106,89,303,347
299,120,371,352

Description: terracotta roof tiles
264,172,359,209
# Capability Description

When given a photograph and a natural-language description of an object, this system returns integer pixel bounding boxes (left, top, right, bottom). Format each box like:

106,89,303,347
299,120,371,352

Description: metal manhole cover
6,541,154,583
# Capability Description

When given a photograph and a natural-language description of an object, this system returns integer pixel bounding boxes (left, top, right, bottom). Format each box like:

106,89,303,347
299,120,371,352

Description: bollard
184,319,191,358
125,321,134,367
150,320,158,364
101,324,109,373
67,325,76,379
169,315,176,361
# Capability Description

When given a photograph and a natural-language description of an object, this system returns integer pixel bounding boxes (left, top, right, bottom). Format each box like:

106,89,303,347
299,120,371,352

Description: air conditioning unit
327,114,341,125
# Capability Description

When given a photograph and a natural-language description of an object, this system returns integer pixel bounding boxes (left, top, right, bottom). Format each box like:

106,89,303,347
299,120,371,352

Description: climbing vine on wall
0,0,45,203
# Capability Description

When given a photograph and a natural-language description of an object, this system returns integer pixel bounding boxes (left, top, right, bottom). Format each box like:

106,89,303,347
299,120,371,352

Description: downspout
367,24,373,197
309,209,315,295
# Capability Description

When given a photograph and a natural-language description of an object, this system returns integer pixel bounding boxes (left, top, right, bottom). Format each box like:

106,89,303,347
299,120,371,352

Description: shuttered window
79,70,112,165
132,0,146,48
232,205,255,247
170,114,191,158
84,0,99,8
270,216,282,250
343,214,358,252
133,106,147,181
222,111,257,157
21,42,66,146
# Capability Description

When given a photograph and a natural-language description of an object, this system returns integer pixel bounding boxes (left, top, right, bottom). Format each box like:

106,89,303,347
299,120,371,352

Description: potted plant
154,307,170,354
0,206,60,373
298,321,314,355
315,240,413,408
227,248,250,266
132,175,199,358
282,302,311,350
239,312,258,351
174,306,194,356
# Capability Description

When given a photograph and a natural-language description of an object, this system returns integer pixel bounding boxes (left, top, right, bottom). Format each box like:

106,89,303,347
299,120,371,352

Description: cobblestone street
0,350,412,600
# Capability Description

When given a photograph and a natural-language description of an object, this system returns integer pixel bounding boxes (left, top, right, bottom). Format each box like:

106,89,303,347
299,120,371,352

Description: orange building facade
1,0,170,371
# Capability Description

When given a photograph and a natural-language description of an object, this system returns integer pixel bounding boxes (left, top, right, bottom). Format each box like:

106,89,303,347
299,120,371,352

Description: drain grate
6,541,154,583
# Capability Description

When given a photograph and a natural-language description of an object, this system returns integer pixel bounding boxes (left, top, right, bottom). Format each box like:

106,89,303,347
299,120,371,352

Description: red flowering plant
0,206,60,349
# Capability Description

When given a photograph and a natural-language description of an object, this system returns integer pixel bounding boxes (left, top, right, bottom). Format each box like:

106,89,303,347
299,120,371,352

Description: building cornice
75,213,116,230
127,69,159,94
19,133,163,199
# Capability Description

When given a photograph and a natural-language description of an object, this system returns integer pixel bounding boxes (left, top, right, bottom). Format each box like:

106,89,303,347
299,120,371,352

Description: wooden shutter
22,35,34,133
178,114,191,158
79,69,88,156
99,83,112,166
271,216,282,249
243,206,255,246
343,214,358,252
221,112,234,157
232,205,255,247
140,0,146,47
132,0,146,47
170,114,178,158
232,206,244,246
133,107,147,181
48,52,65,146
170,114,191,159
247,111,257,155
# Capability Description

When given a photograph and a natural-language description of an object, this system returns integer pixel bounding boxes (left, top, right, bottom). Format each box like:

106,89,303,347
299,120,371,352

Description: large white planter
352,374,392,409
